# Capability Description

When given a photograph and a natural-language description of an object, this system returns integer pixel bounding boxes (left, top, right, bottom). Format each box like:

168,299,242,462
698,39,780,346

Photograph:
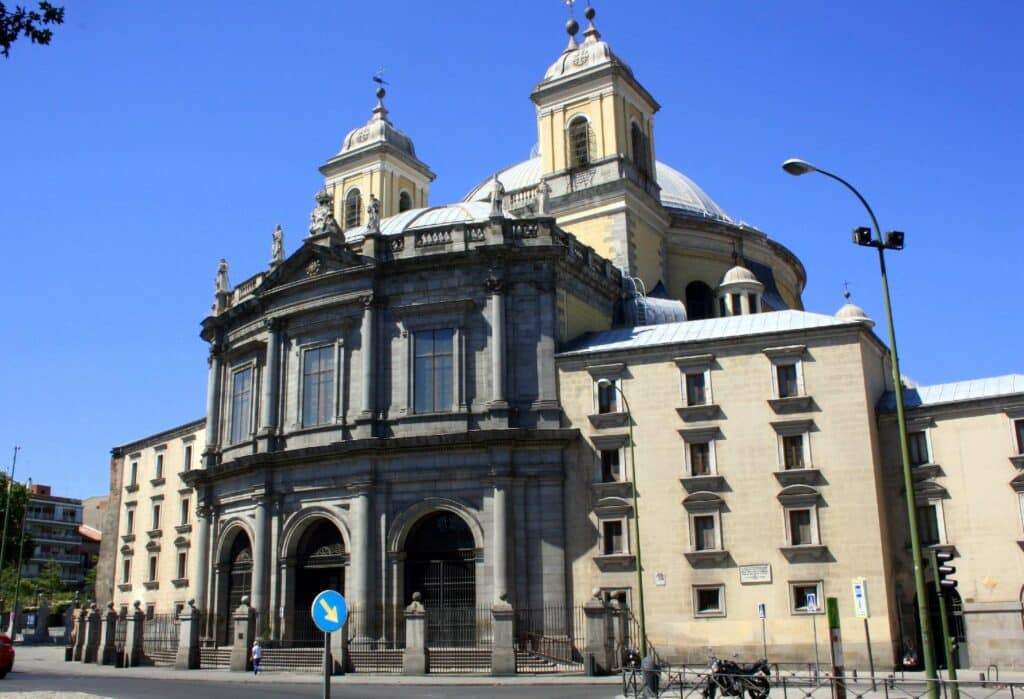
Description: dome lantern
835,287,875,327
716,258,764,317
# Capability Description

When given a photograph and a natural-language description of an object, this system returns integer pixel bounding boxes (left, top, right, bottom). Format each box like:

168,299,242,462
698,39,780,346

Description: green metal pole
810,167,938,697
618,386,647,658
930,550,959,699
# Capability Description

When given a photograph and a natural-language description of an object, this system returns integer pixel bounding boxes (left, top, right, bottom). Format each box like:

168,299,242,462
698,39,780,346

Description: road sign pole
323,630,331,699
827,597,846,699
864,619,876,691
761,618,767,660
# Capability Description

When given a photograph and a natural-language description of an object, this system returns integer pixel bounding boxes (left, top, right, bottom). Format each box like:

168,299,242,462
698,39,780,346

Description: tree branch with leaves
0,2,64,58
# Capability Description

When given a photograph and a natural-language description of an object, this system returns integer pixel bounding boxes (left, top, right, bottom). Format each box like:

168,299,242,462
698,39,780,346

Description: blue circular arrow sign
311,589,348,634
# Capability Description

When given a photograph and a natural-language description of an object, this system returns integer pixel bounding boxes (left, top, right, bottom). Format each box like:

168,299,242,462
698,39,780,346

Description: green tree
0,474,33,570
80,566,96,602
33,558,64,600
0,2,64,58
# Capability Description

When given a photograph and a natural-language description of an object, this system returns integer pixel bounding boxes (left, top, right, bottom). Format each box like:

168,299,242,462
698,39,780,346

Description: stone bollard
229,596,255,672
491,595,516,676
33,600,51,644
72,606,89,661
83,603,102,663
123,601,146,667
63,603,78,661
583,589,613,675
402,592,428,675
175,599,202,670
99,603,118,665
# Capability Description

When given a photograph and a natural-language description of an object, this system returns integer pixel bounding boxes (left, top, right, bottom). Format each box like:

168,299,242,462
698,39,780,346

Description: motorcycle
703,655,771,699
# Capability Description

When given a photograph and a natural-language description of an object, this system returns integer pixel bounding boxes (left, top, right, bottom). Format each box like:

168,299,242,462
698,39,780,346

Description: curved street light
596,377,647,657
782,158,938,692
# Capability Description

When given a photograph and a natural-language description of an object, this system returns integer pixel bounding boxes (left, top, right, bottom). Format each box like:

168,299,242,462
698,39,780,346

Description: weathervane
843,281,851,301
564,0,576,16
373,66,388,87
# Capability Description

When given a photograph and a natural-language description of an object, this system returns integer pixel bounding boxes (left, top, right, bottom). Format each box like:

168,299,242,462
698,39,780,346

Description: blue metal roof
878,375,1024,412
558,310,859,357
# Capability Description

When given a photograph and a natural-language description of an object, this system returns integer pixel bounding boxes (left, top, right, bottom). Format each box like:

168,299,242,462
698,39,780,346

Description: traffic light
852,227,874,247
885,230,905,250
935,551,957,589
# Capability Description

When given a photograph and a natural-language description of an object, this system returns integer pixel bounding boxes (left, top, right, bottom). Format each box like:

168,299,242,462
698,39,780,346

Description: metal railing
514,605,585,673
141,614,179,664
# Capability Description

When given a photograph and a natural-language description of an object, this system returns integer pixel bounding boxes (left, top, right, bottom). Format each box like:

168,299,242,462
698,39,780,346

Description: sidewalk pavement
15,645,623,686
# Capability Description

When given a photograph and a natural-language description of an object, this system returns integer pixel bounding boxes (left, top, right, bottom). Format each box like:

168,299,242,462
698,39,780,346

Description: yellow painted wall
561,215,617,265
666,251,732,303
558,289,613,344
629,215,664,289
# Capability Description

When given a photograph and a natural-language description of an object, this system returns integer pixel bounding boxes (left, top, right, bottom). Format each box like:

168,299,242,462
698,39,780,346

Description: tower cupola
717,263,764,316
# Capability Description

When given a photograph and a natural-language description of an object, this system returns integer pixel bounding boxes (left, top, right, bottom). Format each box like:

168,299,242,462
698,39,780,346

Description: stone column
192,503,211,618
349,483,372,639
492,480,509,603
251,495,269,624
63,603,77,659
83,604,101,663
259,319,281,437
204,347,223,455
583,591,613,675
229,597,255,672
124,602,146,667
491,597,516,676
359,295,375,420
487,277,507,407
402,593,428,675
174,600,202,670
32,600,50,643
98,603,118,665
72,606,88,661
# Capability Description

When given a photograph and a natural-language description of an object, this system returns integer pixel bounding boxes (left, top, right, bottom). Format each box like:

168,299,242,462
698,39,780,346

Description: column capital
359,293,376,310
485,274,505,294
263,316,283,332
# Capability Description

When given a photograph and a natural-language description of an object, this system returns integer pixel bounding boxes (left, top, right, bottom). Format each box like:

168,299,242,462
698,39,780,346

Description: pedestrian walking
252,639,262,675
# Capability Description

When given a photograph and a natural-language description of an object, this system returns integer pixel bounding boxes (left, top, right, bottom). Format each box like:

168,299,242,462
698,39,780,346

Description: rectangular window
183,445,192,472
600,449,621,483
180,499,189,525
126,509,135,535
602,520,625,555
777,364,800,398
155,453,164,479
690,442,712,476
783,435,806,470
177,551,187,580
152,503,161,530
145,604,155,620
694,586,724,616
229,366,254,444
917,503,942,546
596,379,618,414
693,514,717,551
685,373,707,406
148,555,158,582
174,602,184,619
1015,420,1024,455
129,461,138,486
748,293,759,313
908,431,930,466
414,329,454,413
789,508,813,546
122,558,131,584
792,582,823,614
731,293,742,315
302,345,336,427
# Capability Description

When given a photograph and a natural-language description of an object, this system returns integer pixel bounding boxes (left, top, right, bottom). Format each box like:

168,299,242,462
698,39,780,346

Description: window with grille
129,462,138,486
122,558,131,583
568,117,590,168
183,444,192,472
783,435,806,470
229,366,253,444
602,520,625,555
788,508,814,545
791,582,822,613
302,345,335,427
177,551,187,579
155,453,164,479
908,431,930,466
777,363,800,398
600,449,621,483
685,372,707,406
413,329,454,413
148,555,158,582
125,509,134,534
694,586,724,616
345,189,362,229
693,515,717,551
180,499,189,525
690,442,712,476
152,503,161,530
917,503,942,546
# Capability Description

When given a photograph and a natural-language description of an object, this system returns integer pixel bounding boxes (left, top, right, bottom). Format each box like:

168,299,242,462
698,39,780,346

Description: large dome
463,157,732,223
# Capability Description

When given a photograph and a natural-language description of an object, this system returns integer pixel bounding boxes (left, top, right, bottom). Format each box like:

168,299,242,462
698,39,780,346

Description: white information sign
757,603,766,620
806,592,818,612
852,577,870,619
739,563,772,584
655,572,666,587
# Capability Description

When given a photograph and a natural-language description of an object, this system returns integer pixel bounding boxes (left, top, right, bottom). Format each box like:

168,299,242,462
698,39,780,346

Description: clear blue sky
2,1,1021,498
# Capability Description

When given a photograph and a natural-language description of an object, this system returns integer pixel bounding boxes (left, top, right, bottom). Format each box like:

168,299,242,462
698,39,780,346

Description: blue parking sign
311,589,348,634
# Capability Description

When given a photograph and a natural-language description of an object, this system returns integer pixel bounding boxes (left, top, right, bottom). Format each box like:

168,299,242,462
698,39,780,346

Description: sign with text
852,578,869,619
739,563,772,584
806,592,818,612
757,603,767,619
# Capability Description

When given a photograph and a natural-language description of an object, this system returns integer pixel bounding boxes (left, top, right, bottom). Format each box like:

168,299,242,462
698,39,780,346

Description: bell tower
530,4,668,288
319,86,435,230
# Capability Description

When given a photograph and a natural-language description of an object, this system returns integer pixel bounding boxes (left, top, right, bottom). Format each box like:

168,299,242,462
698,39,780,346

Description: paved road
0,671,625,699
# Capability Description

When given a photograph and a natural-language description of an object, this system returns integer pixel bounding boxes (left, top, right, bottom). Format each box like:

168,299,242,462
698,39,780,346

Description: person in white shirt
251,639,262,675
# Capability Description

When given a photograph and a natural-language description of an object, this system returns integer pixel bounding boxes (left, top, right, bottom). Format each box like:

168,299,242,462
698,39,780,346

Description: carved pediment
258,243,367,294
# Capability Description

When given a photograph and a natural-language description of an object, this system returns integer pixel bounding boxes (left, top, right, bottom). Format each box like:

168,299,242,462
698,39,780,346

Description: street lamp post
596,378,647,657
8,477,31,638
0,447,21,584
782,158,937,694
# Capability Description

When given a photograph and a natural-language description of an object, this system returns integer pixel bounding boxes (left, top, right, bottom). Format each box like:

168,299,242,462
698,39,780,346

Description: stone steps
199,646,230,669
145,648,177,666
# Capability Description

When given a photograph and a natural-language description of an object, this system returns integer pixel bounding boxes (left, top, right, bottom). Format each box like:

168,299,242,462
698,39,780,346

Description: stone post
251,496,268,621
82,603,102,663
63,603,77,660
124,601,146,667
32,600,50,643
98,603,118,665
491,595,516,676
175,599,202,670
402,593,428,675
72,606,88,661
583,590,613,675
229,596,255,672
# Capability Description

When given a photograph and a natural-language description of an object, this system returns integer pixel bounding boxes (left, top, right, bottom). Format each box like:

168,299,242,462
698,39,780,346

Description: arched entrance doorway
215,529,252,643
403,510,476,608
293,519,346,640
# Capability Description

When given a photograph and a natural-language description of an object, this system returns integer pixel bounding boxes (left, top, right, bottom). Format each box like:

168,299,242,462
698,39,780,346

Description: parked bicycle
702,655,770,699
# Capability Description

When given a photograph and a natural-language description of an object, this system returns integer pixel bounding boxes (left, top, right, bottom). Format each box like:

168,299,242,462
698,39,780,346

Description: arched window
685,281,715,320
399,190,413,213
344,188,362,230
568,116,591,169
631,122,649,176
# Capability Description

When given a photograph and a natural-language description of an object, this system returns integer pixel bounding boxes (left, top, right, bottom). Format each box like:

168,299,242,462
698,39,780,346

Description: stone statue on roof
490,174,505,217
215,258,230,294
270,225,284,268
367,194,381,233
308,187,340,237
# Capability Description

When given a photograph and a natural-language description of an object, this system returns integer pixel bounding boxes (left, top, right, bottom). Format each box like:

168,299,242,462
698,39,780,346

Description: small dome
836,302,874,327
543,38,632,82
720,265,762,288
339,91,416,158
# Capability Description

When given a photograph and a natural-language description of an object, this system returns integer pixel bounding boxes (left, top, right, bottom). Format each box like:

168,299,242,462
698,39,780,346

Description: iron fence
426,605,492,673
141,614,179,665
514,605,586,673
113,612,127,666
347,605,405,673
